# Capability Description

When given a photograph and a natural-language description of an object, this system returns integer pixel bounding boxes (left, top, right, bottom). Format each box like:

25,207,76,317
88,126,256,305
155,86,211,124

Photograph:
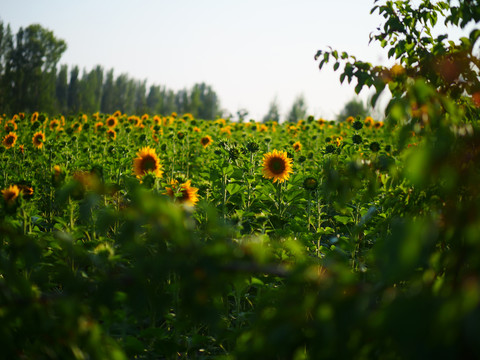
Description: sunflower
128,116,141,127
106,116,118,128
220,126,232,136
49,119,61,131
262,149,293,183
2,185,20,205
183,113,194,121
94,122,104,132
165,179,199,206
153,115,162,125
293,141,302,152
4,119,17,132
2,132,17,149
17,184,34,200
107,129,117,140
364,116,374,127
32,131,46,149
258,124,269,132
303,177,318,191
31,111,39,123
72,122,82,132
200,135,213,148
133,146,163,178
52,165,64,186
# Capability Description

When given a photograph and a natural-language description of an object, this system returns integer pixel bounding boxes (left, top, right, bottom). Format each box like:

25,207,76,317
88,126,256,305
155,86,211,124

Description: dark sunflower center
269,158,286,175
179,189,189,201
141,155,157,172
5,191,17,202
35,135,43,144
201,138,209,145
6,136,14,145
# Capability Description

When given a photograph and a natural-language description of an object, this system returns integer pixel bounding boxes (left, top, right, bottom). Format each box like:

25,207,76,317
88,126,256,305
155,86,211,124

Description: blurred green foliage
0,0,480,359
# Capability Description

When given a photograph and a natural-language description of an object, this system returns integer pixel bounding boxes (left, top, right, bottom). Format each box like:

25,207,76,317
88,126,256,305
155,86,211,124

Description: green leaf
226,182,243,196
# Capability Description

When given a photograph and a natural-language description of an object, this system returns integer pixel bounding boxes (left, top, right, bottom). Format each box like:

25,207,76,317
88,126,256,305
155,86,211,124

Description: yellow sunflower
106,116,118,128
220,126,232,136
2,185,20,205
200,135,213,148
165,179,199,206
153,115,162,125
52,165,64,186
49,119,61,131
94,122,104,132
4,119,17,132
293,141,302,152
133,146,163,178
17,184,34,199
32,131,46,149
262,149,293,183
364,116,374,127
31,111,39,123
107,129,117,140
2,132,18,149
128,116,141,127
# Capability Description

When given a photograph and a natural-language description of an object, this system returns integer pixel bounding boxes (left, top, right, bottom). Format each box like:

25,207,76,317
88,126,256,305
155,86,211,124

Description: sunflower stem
222,172,228,221
307,190,311,231
276,181,284,217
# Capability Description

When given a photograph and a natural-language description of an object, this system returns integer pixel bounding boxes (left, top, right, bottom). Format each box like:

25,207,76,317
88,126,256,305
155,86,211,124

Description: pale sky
0,0,470,120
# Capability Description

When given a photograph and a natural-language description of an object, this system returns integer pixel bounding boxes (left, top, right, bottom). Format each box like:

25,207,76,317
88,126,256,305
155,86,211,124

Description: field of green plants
1,1,480,359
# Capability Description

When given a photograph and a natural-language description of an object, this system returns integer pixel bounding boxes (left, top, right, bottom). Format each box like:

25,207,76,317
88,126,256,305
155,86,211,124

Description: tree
175,89,189,115
161,89,176,115
134,79,147,114
5,24,66,113
191,82,220,119
286,94,307,123
336,98,368,121
262,97,281,123
101,69,115,114
55,64,68,113
236,108,249,122
67,65,80,113
146,85,163,114
0,22,14,112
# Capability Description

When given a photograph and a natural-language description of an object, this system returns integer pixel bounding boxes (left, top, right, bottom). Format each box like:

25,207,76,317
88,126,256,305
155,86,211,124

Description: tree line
0,20,363,122
0,21,220,118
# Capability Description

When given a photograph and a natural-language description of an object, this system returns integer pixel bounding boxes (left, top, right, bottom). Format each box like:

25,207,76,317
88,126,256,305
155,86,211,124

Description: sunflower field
2,1,480,359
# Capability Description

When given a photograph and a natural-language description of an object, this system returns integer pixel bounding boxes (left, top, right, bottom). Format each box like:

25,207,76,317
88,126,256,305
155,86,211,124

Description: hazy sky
0,0,464,120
